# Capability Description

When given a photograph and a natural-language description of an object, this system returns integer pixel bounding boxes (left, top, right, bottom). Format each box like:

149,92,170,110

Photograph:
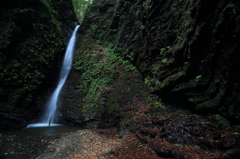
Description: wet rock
152,144,175,158
219,150,240,159
109,150,114,154
218,136,238,150
30,150,35,154
118,129,127,138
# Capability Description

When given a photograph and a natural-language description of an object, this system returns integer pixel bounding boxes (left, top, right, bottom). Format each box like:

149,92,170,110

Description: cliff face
81,0,240,122
0,0,77,130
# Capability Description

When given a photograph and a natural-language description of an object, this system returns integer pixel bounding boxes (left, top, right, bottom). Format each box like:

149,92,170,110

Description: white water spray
27,25,80,128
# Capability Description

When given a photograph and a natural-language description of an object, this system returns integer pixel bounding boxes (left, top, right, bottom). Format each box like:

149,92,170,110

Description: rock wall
60,35,150,128
81,0,240,122
0,0,77,130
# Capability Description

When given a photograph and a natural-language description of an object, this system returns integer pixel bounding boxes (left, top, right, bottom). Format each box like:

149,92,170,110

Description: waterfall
27,25,80,128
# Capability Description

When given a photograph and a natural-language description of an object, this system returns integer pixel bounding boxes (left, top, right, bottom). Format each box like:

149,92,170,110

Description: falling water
27,25,80,128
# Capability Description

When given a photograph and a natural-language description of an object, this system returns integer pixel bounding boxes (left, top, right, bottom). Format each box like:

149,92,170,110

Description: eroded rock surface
81,0,240,122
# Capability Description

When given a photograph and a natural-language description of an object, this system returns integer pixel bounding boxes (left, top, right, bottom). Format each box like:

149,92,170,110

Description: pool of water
0,125,83,159
0,125,83,137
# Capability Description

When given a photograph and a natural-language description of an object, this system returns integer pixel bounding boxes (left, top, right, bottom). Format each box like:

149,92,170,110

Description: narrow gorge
1,0,240,158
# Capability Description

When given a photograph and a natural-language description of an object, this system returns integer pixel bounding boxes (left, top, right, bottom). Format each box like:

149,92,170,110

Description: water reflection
1,125,82,137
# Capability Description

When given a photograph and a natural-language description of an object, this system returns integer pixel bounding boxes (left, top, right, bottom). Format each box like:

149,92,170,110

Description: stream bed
0,125,82,159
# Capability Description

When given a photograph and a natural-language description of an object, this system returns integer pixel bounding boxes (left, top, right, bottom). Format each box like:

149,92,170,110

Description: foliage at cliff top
72,0,93,23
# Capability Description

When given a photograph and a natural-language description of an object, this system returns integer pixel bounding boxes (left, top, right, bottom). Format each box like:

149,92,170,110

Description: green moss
120,119,131,129
195,75,202,82
40,0,62,31
153,71,185,91
153,101,164,109
176,108,189,114
114,21,127,45
72,0,92,23
161,58,168,64
211,114,230,128
196,81,226,110
0,21,19,49
74,38,138,113
0,0,66,106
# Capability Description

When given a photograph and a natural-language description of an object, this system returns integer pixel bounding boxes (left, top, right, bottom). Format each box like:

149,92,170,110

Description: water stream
27,25,80,128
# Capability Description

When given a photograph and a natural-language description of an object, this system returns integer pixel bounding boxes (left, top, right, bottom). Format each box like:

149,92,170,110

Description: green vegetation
196,81,226,110
72,0,93,22
145,95,166,110
161,58,169,64
144,77,151,86
195,75,202,82
0,0,65,106
153,101,164,109
211,114,230,128
40,0,62,31
73,38,138,112
120,119,131,129
160,46,171,51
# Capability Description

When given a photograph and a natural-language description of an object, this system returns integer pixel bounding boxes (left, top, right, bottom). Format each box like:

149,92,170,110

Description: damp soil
1,110,240,159
36,128,159,159
0,121,240,159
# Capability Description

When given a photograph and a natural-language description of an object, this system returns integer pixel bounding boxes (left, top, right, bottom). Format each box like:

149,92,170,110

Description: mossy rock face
81,0,240,122
61,36,150,128
0,0,77,130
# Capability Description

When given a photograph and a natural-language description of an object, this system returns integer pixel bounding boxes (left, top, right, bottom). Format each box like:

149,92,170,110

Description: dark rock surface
81,0,240,122
121,104,240,158
0,0,77,131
